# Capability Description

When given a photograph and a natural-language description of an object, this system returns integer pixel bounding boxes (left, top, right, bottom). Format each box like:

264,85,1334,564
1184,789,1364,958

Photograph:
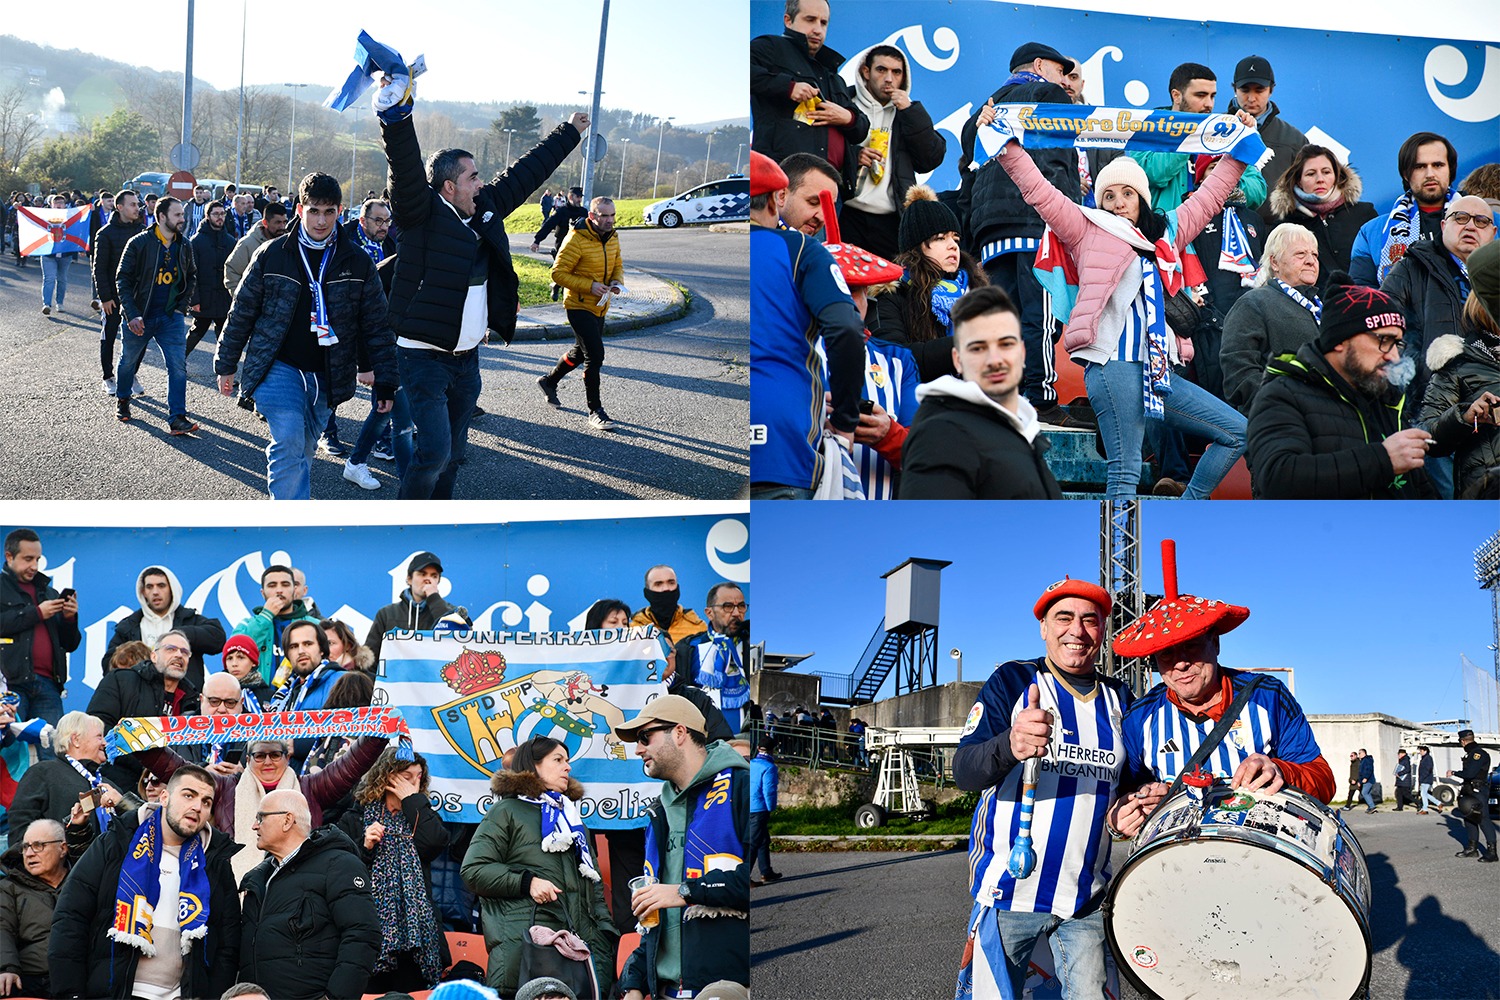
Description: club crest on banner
432,646,634,774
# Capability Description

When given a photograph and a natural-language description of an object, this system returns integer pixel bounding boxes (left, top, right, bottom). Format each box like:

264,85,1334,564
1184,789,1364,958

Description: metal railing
748,721,956,784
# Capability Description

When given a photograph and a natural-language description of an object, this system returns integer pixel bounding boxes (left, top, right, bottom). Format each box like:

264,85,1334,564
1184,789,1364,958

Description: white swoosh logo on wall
1425,44,1500,122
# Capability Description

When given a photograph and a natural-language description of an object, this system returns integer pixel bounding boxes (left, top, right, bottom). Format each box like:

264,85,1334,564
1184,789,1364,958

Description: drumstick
1007,756,1041,879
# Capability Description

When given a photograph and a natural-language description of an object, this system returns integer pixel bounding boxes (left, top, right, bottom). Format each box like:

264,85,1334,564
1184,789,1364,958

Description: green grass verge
514,255,555,307
769,792,977,837
504,197,660,236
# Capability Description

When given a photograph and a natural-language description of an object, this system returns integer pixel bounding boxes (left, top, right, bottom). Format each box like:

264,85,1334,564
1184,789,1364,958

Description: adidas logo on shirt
1159,738,1181,754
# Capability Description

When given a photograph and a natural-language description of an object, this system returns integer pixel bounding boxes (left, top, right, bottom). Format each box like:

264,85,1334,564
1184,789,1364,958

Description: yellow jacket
631,605,707,646
551,220,624,316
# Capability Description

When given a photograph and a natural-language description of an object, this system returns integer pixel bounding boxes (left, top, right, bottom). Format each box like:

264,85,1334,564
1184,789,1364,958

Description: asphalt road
0,226,746,499
752,809,1500,999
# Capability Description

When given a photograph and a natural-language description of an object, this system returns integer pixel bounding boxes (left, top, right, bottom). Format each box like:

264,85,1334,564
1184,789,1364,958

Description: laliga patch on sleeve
830,263,850,296
962,702,984,737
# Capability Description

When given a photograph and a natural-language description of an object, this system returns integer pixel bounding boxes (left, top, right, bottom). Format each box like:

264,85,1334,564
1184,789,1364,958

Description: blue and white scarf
66,755,109,832
1218,209,1258,286
1274,279,1322,322
110,808,211,956
695,633,749,710
1375,187,1456,284
353,222,385,265
1140,257,1173,420
928,267,970,334
975,104,1269,170
522,789,601,883
297,226,338,346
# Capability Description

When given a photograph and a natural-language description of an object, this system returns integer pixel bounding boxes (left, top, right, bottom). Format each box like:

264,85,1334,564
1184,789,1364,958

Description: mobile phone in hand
59,588,76,601
858,400,874,415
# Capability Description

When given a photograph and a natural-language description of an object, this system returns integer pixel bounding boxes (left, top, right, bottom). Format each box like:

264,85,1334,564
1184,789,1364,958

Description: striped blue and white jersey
814,335,920,500
959,658,1132,917
1120,669,1323,785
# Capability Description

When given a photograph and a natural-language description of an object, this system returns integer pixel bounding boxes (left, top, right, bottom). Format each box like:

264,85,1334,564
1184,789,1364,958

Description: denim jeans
1420,782,1435,810
1084,359,1246,501
398,346,481,500
10,676,65,725
40,253,73,307
746,811,776,877
117,312,189,417
990,905,1108,1000
349,387,414,479
1361,780,1377,810
749,485,815,500
255,361,329,500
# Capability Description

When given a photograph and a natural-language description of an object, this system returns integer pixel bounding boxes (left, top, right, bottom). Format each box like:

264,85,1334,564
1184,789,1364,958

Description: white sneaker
588,409,615,431
101,377,117,394
131,378,144,396
342,460,380,490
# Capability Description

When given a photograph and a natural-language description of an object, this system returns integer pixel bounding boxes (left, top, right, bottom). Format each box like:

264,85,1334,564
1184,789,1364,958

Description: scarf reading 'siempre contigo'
973,103,1270,171
111,807,211,956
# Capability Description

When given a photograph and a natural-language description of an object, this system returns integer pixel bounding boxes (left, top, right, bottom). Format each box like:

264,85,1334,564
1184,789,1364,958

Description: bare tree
0,84,46,173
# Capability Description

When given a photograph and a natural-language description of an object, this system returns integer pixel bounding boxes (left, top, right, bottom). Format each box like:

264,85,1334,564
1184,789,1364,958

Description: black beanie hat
1316,271,1407,352
898,185,961,256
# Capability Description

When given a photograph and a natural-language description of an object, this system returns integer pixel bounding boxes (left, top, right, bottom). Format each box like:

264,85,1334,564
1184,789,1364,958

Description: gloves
373,73,415,124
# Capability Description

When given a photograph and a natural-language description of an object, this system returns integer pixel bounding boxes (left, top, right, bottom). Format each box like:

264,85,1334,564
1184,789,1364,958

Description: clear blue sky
1,0,747,124
751,502,1499,723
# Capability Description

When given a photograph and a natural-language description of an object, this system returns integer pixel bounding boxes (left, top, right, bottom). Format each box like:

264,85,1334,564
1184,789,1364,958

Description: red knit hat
1111,540,1249,656
1033,576,1112,620
750,151,788,196
221,633,260,664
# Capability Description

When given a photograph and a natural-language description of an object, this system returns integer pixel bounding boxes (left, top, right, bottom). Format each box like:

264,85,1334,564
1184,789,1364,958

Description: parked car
643,177,749,228
1432,764,1500,818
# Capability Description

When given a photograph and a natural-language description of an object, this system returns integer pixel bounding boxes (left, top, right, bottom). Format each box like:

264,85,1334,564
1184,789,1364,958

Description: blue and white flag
974,104,1269,171
1218,209,1258,286
377,627,670,828
325,30,428,112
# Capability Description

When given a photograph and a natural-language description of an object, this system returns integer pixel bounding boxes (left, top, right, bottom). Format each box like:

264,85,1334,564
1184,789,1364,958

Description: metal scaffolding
1100,499,1151,696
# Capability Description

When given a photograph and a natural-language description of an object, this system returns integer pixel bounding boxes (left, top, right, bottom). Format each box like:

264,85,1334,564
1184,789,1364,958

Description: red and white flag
17,204,91,257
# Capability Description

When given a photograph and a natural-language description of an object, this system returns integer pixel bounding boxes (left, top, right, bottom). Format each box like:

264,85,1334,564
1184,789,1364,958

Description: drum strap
1140,675,1266,830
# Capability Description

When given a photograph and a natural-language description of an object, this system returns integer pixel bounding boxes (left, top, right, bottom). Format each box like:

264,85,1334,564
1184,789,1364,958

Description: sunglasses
634,725,678,746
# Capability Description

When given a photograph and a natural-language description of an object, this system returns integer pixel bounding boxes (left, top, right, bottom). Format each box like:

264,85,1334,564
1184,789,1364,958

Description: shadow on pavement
751,928,873,966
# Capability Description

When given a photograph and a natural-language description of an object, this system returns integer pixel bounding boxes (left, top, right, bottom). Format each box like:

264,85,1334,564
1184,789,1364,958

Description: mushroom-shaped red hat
1110,540,1249,657
818,190,904,287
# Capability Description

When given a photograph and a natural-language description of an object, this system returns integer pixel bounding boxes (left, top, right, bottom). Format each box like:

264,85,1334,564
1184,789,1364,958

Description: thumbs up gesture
1008,682,1054,760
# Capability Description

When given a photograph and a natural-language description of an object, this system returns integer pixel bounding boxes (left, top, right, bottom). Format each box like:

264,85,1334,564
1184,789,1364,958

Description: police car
643,177,749,228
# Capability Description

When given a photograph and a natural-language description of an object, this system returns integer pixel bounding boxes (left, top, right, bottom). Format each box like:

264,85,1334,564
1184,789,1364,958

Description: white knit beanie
1094,157,1152,209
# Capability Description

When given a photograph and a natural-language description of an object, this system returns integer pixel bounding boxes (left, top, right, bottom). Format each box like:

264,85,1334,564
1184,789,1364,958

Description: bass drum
1104,782,1371,999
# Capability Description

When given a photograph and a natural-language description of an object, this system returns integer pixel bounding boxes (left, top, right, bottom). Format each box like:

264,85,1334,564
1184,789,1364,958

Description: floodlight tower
1100,500,1150,696
1475,530,1500,702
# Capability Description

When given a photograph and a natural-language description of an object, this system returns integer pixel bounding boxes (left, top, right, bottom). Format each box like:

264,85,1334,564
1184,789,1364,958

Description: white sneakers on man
342,460,380,490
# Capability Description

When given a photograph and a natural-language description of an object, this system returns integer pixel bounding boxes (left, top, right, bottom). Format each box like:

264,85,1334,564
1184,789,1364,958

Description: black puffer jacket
91,215,145,303
238,826,380,1000
1247,342,1434,499
898,380,1063,499
4,757,104,850
116,225,198,321
750,28,869,190
382,114,580,348
214,221,397,406
1418,332,1500,498
0,564,80,687
0,846,62,979
189,222,238,318
49,809,242,1000
958,77,1080,254
1219,282,1323,414
101,566,226,691
1381,238,1467,416
535,201,587,245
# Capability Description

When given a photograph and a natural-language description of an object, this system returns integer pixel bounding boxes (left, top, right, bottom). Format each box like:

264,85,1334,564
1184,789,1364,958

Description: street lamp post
284,82,307,193
653,115,674,200
704,130,714,183
735,143,745,174
618,138,630,199
503,128,516,163
674,168,681,195
235,0,246,185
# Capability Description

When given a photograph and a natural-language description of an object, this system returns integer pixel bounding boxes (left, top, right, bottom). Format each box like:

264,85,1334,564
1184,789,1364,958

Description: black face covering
644,586,680,621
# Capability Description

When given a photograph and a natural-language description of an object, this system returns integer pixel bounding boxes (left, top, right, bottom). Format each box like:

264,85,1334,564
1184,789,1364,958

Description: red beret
750,151,788,197
1033,577,1112,620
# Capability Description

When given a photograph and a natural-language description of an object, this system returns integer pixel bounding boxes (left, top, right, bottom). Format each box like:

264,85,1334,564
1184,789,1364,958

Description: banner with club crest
376,627,670,828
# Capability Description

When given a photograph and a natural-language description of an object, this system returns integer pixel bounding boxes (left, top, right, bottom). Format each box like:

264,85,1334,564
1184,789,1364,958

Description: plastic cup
628,875,660,929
